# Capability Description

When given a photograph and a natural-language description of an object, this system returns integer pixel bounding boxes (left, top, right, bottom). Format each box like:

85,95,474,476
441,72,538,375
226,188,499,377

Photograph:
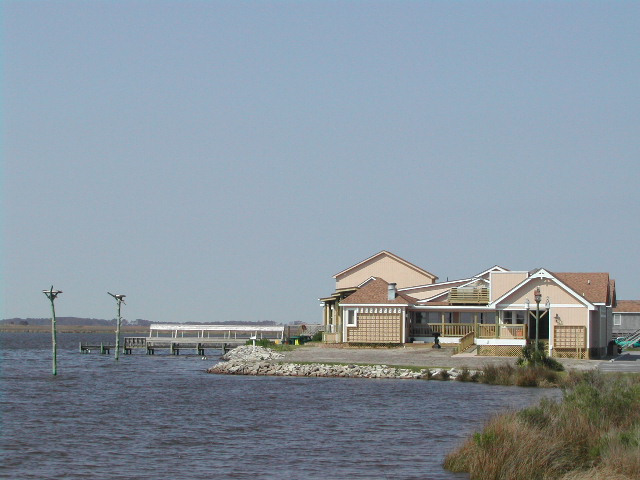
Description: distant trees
1,317,278,326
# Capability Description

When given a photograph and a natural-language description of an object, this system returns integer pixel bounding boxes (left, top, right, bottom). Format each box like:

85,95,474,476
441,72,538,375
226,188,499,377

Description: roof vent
588,280,591,284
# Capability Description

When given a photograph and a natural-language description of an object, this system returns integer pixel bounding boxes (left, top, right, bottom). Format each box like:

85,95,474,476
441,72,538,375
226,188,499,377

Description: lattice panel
347,313,402,343
554,326,586,349
477,345,522,357
552,348,586,359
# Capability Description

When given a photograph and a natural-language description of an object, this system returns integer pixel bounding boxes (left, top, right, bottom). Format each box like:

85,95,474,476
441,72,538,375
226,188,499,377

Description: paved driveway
599,351,640,373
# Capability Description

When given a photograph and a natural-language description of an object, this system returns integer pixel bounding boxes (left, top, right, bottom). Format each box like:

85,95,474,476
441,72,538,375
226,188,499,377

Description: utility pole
42,286,62,375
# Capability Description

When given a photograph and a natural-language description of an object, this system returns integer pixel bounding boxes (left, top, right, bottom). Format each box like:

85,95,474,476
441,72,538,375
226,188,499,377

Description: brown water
0,333,557,479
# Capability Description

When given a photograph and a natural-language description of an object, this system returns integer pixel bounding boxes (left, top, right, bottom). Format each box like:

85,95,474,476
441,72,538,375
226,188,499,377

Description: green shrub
517,341,564,371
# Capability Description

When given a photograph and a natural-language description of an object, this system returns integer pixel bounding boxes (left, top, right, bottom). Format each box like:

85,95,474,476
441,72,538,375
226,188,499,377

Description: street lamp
534,287,542,353
525,298,530,339
108,292,126,361
42,286,62,375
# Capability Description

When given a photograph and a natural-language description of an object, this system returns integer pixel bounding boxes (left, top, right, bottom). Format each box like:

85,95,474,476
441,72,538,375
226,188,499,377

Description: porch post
495,311,499,338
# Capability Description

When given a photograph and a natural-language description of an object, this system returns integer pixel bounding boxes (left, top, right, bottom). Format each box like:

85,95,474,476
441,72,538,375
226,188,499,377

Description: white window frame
346,308,358,327
614,314,622,326
502,311,525,324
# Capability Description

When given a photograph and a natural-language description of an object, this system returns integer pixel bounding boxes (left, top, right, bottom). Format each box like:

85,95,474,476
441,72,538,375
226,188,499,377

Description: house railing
476,324,527,339
448,287,489,304
428,323,475,337
408,322,528,341
476,324,497,338
499,324,527,339
458,330,476,353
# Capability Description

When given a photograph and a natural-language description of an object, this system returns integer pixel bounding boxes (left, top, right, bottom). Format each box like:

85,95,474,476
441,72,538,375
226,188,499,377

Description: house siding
613,313,640,337
336,255,435,290
552,306,589,327
490,272,528,302
498,280,584,307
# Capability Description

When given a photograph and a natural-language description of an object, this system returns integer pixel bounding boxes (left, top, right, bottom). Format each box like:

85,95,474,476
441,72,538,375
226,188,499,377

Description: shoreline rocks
220,345,285,362
208,346,479,380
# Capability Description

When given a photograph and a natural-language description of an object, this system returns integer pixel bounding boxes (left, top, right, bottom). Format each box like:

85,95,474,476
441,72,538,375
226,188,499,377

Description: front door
528,309,550,340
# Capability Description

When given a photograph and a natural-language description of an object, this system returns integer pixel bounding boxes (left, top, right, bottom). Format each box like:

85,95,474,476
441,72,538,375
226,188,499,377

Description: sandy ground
280,343,606,371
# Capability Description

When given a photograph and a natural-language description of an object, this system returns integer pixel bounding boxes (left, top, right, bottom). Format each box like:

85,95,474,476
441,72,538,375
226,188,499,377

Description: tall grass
444,371,640,479
478,363,562,387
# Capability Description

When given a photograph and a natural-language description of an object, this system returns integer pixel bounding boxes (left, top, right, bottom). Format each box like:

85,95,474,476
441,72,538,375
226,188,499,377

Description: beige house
320,251,437,343
320,251,617,359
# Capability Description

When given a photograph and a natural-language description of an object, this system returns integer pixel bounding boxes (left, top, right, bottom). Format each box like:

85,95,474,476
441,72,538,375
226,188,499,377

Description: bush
444,372,640,480
516,341,564,371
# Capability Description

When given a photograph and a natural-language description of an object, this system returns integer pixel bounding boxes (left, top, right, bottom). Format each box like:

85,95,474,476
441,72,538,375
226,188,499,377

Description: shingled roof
614,300,640,313
341,278,418,305
553,272,612,304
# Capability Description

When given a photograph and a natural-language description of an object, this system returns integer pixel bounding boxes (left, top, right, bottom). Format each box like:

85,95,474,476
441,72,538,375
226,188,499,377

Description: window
346,309,357,326
614,314,622,326
503,311,525,324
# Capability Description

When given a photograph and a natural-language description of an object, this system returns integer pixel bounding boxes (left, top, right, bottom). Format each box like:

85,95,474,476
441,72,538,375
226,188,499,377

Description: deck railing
500,324,527,339
407,322,528,341
448,287,489,304
458,330,476,353
476,324,497,338
428,323,475,337
476,324,527,339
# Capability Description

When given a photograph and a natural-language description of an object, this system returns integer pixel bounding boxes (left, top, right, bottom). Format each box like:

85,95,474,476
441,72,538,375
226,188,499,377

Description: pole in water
108,292,126,361
42,286,62,375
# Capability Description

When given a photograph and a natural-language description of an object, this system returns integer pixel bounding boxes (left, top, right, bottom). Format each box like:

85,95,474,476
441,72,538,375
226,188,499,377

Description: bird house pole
42,286,62,375
108,292,126,361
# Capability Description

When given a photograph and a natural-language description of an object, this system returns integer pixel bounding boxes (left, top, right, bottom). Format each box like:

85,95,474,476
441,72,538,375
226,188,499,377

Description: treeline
1,318,277,327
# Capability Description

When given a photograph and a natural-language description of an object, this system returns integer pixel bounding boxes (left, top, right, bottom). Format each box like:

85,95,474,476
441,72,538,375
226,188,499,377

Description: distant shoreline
0,325,150,334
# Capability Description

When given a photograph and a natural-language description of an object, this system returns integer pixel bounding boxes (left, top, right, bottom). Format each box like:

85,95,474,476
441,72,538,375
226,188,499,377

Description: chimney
388,283,397,301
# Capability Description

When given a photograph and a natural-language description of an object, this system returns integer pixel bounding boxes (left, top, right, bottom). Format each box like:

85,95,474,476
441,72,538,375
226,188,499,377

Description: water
1,333,557,480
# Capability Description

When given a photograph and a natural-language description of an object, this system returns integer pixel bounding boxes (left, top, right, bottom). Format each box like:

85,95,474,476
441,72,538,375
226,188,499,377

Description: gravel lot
280,343,605,371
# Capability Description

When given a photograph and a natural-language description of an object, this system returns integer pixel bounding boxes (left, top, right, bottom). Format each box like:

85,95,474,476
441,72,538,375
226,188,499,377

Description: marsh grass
456,366,476,382
444,371,640,480
479,362,562,388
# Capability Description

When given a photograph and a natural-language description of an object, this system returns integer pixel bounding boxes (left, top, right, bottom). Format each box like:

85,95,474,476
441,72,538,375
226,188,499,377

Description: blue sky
2,1,639,324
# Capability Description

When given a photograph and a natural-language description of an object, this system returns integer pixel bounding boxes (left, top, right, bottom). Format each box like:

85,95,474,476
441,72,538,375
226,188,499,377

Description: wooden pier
80,324,285,356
